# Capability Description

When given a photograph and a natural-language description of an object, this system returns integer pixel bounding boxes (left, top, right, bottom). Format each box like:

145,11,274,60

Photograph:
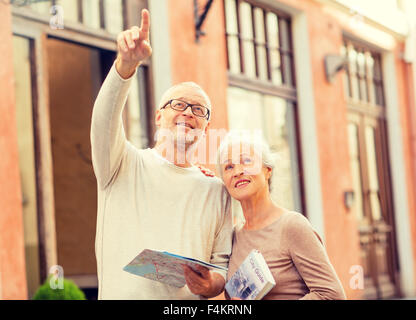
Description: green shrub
32,276,86,300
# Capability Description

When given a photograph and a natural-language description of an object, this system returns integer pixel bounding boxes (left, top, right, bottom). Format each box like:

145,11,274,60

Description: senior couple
91,9,346,300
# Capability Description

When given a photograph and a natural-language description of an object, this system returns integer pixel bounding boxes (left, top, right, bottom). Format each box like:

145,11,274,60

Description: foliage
32,276,86,300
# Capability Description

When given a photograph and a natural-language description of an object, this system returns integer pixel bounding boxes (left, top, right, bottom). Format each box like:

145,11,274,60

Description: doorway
46,37,115,299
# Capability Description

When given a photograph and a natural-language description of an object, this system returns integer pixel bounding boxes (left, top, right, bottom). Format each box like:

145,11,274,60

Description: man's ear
204,121,211,135
155,109,161,127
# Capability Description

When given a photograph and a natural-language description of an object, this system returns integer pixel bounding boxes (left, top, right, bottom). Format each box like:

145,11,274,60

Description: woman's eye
225,164,233,170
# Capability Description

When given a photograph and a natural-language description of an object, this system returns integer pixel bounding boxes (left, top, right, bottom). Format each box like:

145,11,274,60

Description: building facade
0,0,415,299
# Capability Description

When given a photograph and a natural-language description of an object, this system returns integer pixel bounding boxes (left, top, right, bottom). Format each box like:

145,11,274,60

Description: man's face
155,86,210,147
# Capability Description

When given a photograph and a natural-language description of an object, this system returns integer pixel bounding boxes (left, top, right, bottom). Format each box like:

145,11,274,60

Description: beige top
227,211,346,300
91,63,233,300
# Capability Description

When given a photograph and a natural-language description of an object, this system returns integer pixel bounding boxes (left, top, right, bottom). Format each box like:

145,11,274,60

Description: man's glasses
161,99,210,120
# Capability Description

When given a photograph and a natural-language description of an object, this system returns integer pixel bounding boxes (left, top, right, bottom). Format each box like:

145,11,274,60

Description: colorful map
123,249,228,287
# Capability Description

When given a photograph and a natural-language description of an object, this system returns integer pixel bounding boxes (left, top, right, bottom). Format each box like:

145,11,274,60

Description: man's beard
171,126,203,149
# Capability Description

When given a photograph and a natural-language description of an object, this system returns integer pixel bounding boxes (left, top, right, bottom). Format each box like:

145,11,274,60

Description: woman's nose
233,165,245,178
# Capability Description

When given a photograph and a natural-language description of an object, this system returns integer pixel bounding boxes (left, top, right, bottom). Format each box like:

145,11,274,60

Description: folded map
123,249,228,287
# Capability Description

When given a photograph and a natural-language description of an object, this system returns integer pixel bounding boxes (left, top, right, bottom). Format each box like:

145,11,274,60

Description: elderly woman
216,133,346,300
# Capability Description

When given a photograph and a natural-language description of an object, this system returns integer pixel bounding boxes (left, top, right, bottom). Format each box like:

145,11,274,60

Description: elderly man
90,9,232,300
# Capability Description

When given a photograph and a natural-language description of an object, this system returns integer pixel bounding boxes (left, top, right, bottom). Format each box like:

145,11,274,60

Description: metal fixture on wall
324,54,348,83
344,190,355,210
194,0,214,43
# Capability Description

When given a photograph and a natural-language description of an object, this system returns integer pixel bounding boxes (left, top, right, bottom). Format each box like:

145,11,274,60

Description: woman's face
220,143,271,202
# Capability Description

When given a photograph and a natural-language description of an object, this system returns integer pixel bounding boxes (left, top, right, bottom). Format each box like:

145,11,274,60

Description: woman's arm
286,214,347,300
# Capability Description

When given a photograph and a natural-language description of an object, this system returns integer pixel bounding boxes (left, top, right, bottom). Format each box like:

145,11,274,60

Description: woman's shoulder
282,210,323,244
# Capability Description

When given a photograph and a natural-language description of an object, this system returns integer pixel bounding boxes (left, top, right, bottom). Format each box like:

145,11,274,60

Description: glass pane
227,35,241,74
282,53,293,86
266,12,279,49
253,7,265,44
104,0,123,34
82,0,101,29
365,126,382,221
270,49,282,85
347,123,365,221
357,52,368,102
348,47,359,100
375,83,385,106
239,2,255,78
243,40,256,78
57,0,79,23
227,86,264,131
373,56,382,80
12,36,41,299
279,19,291,51
366,54,376,104
225,0,238,35
256,45,268,81
239,1,253,40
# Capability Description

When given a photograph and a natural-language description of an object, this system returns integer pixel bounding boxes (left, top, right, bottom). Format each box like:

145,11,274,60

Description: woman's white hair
216,131,276,192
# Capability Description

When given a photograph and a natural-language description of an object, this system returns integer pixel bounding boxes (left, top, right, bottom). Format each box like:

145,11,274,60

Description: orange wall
0,5,28,299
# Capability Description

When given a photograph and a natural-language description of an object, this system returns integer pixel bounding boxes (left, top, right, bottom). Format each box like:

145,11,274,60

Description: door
347,112,400,299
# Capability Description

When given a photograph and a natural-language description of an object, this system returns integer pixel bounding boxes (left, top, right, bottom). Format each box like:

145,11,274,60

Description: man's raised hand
115,9,152,79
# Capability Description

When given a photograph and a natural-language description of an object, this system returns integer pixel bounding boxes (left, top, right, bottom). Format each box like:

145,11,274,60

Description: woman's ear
266,167,272,180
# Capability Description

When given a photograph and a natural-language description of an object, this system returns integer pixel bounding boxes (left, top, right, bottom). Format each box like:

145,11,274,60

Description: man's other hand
182,264,225,298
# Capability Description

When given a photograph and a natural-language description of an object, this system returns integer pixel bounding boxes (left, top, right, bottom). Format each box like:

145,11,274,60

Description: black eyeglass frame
161,99,210,120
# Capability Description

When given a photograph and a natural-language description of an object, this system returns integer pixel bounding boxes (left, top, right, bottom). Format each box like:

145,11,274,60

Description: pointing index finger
140,9,150,39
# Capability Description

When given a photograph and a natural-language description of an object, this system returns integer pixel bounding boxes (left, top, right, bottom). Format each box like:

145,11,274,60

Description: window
341,40,384,107
224,0,294,88
224,0,302,213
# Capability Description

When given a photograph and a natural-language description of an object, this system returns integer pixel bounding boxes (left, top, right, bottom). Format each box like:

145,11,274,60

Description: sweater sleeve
90,62,136,189
209,189,233,279
285,214,347,300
